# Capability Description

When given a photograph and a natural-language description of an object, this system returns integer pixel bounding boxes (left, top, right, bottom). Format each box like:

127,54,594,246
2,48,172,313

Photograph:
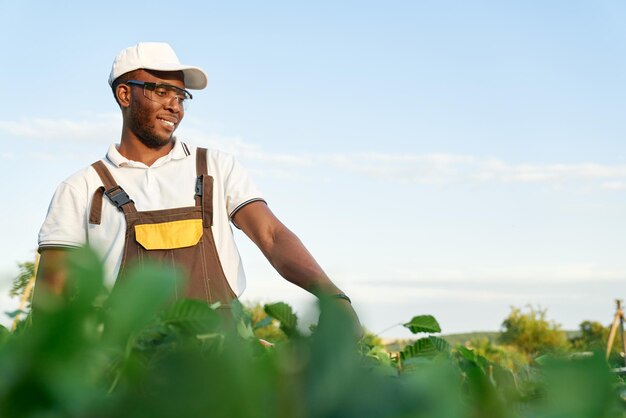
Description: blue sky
1,1,626,337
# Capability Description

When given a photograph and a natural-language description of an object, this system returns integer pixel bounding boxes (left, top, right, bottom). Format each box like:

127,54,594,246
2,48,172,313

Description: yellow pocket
135,219,203,250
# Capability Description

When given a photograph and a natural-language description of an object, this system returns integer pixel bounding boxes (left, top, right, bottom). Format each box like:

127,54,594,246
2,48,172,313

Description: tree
570,320,609,352
498,306,569,357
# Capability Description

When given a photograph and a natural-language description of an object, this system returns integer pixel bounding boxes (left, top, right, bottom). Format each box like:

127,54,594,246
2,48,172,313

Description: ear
116,84,132,108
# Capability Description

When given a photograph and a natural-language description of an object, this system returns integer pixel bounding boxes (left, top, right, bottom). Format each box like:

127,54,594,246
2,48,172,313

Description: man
36,42,357,325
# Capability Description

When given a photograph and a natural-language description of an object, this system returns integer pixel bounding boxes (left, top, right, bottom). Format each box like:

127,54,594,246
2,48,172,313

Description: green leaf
103,262,180,345
4,309,24,319
455,345,491,376
264,302,298,338
230,299,250,327
456,345,477,362
253,316,273,330
10,261,35,297
0,325,10,345
428,335,451,353
534,354,552,366
161,299,220,335
402,315,441,334
65,246,105,309
401,336,449,361
401,356,434,373
236,319,255,340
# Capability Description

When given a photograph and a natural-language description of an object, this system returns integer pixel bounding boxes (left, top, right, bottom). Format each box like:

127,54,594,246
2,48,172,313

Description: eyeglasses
125,80,193,110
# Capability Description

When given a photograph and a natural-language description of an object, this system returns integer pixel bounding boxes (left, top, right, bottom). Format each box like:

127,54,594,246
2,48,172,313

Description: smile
158,118,176,128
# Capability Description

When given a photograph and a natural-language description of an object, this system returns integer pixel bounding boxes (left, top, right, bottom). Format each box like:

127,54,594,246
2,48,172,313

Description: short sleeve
220,154,265,221
38,181,88,251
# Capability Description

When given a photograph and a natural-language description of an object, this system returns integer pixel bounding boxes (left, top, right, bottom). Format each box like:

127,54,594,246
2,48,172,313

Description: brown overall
88,148,237,310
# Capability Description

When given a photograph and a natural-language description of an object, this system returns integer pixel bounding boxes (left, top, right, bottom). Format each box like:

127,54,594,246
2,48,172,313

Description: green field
2,249,625,418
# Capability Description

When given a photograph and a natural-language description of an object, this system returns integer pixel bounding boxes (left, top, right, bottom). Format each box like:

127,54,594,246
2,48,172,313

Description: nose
164,96,184,112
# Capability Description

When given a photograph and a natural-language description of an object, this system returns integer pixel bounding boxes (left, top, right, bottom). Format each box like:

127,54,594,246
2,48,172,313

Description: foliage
403,315,441,334
244,302,288,343
1,249,625,418
570,320,610,351
465,336,529,372
569,320,626,368
442,331,500,347
499,306,570,357
264,301,299,338
359,327,384,348
9,261,35,298
8,259,37,331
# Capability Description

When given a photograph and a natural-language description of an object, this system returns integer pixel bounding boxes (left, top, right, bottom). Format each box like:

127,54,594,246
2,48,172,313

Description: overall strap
89,161,137,224
196,147,208,176
195,148,213,227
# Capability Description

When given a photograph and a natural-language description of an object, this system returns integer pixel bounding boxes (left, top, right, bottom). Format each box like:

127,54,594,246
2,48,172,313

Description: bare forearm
262,226,343,296
234,201,361,336
234,201,345,297
34,249,69,296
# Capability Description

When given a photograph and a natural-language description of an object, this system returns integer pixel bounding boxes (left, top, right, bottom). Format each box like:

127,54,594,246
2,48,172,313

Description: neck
118,133,174,167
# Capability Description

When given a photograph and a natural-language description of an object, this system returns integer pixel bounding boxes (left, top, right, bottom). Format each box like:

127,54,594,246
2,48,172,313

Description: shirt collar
106,139,189,168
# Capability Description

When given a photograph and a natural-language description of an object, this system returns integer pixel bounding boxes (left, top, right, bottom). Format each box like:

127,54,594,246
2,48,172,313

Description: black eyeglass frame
125,80,193,105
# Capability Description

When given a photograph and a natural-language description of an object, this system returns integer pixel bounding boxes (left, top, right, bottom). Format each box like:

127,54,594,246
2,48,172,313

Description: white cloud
424,263,625,283
178,126,314,167
30,152,60,161
0,152,17,161
321,152,480,185
325,152,626,187
602,181,626,190
350,283,584,304
485,161,626,183
0,114,121,142
330,263,626,285
4,114,626,189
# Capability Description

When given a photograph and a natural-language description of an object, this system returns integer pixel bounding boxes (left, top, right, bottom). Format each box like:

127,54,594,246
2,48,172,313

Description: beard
128,101,175,150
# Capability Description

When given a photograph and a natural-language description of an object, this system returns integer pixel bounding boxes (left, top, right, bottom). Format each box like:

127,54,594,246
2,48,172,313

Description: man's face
125,69,186,149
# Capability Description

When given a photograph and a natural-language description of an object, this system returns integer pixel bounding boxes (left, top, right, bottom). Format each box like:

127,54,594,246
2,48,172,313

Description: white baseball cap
108,42,208,90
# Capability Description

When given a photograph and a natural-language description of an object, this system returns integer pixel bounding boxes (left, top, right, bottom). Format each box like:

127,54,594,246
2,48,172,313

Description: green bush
499,306,570,357
244,302,288,343
1,248,625,418
465,336,529,372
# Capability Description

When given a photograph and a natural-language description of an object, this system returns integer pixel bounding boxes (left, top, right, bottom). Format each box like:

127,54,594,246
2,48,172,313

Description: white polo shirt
38,140,264,294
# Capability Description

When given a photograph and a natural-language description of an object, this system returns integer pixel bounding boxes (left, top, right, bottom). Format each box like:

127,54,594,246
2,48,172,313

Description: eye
154,87,169,97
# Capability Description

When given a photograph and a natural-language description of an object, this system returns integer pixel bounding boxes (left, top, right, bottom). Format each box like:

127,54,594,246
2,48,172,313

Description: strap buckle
195,176,203,196
105,185,133,210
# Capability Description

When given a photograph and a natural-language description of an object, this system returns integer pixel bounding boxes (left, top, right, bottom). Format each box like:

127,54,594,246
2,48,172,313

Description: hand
317,295,363,342
338,299,364,341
